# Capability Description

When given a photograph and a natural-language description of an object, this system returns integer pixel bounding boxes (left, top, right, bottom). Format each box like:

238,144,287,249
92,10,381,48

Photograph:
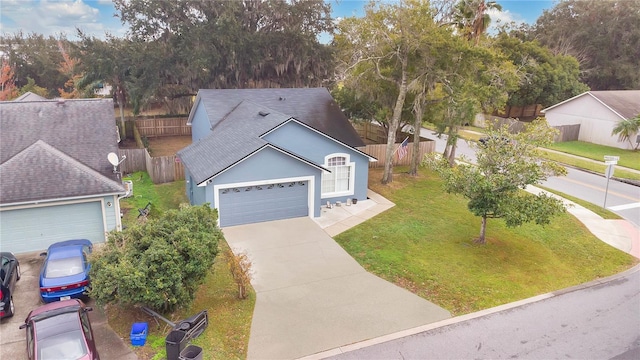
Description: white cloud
0,0,120,39
486,8,527,34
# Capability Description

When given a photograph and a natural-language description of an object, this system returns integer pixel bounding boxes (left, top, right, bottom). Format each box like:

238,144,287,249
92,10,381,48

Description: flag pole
392,136,410,156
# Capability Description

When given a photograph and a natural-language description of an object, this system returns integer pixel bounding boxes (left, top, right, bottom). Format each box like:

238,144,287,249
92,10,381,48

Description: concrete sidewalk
527,185,640,259
313,190,395,237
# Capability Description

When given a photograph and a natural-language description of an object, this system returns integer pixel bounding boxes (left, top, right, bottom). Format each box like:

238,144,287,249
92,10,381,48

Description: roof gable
542,90,640,120
263,118,376,162
0,140,124,205
178,101,292,184
0,99,120,180
193,88,364,147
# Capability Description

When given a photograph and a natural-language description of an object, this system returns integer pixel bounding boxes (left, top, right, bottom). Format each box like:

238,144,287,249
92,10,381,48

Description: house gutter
0,192,126,209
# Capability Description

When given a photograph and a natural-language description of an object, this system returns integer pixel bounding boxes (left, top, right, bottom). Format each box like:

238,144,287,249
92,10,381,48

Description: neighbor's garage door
219,181,309,227
0,202,105,254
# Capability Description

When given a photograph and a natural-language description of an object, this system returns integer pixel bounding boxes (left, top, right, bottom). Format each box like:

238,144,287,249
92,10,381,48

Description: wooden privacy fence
358,139,435,168
553,124,580,142
495,104,543,119
131,117,191,137
118,148,185,184
353,122,388,144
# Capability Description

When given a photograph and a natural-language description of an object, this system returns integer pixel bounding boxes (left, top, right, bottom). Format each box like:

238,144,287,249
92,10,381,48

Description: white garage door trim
214,176,315,226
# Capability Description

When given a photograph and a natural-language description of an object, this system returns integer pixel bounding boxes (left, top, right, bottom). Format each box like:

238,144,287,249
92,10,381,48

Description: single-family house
0,99,126,253
542,90,640,149
177,88,376,227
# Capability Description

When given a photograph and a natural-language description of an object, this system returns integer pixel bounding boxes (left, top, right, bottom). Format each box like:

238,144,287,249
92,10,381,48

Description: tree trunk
409,100,424,176
382,55,409,184
446,126,458,166
116,86,126,140
476,216,487,244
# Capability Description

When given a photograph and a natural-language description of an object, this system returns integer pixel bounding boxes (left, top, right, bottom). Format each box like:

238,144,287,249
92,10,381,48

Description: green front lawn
335,168,637,315
547,141,640,170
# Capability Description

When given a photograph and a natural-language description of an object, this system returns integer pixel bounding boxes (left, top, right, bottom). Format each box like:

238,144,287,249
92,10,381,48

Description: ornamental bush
90,204,221,312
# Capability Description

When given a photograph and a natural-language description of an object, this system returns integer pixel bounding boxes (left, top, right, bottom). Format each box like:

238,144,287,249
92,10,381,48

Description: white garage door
218,181,309,227
0,202,105,254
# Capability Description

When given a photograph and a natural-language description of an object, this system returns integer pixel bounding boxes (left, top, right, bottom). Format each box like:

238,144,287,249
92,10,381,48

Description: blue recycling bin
130,322,148,346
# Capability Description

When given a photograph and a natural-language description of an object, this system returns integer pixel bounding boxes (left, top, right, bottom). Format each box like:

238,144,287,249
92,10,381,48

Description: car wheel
16,264,21,281
7,296,15,318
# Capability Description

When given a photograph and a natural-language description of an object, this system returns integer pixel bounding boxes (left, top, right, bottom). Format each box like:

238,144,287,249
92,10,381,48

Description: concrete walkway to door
223,216,451,360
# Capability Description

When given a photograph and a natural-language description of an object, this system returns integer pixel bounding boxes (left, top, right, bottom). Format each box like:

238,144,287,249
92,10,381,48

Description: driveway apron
223,217,451,360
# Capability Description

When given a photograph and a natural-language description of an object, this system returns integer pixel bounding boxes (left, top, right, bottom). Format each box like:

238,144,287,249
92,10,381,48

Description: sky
0,0,556,40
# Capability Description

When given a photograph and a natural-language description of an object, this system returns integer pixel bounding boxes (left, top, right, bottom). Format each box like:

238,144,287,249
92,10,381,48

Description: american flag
397,137,409,160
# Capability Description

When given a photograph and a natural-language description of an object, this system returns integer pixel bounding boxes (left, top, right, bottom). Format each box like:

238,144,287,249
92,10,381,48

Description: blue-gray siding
0,200,107,254
263,121,370,201
190,100,212,142
209,146,319,217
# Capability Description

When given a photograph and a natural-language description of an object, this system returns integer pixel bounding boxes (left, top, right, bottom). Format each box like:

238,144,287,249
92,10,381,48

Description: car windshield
38,329,88,360
44,257,83,278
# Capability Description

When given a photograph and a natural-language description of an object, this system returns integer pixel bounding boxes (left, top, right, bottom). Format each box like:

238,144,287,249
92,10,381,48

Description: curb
300,263,640,360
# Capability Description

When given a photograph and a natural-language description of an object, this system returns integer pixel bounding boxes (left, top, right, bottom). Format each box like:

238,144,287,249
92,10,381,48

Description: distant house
542,90,640,149
0,99,126,254
13,91,47,102
177,88,376,227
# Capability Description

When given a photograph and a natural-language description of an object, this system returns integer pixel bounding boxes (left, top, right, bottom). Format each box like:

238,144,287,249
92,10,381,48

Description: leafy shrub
90,204,221,311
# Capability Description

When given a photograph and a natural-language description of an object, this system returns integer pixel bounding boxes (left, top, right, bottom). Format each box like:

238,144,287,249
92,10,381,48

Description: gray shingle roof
179,100,308,184
0,99,125,205
192,88,364,147
589,91,640,119
0,141,125,204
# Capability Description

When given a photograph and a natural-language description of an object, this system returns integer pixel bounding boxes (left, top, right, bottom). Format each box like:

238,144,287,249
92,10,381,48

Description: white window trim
321,153,355,198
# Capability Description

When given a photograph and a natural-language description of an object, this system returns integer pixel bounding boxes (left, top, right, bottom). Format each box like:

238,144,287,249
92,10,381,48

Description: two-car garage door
218,181,309,227
0,202,105,254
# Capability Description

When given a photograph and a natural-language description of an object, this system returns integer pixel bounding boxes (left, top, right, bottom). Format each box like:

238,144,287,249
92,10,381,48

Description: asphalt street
543,167,640,227
326,266,640,360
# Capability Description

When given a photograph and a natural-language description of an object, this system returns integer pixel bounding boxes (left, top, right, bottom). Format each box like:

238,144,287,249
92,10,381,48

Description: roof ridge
1,140,121,188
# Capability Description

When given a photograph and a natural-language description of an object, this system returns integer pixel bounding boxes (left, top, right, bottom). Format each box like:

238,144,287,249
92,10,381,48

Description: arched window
321,154,355,197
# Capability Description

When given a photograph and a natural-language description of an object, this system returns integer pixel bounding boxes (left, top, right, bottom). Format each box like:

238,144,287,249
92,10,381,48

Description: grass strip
547,141,640,170
536,186,623,220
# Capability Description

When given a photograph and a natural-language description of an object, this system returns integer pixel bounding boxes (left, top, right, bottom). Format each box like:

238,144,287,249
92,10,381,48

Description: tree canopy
426,119,567,244
532,0,640,90
493,33,588,108
89,204,222,312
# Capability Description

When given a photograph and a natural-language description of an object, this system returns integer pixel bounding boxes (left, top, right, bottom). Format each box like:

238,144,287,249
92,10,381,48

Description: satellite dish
107,152,119,166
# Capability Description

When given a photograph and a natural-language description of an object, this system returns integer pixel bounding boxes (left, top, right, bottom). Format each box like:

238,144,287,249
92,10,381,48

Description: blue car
39,240,93,303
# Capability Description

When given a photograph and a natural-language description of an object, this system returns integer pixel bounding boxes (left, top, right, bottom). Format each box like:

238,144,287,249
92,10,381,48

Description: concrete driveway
224,217,451,360
0,252,136,360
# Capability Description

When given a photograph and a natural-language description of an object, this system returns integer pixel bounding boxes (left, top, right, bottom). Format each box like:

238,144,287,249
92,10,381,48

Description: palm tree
612,114,640,150
452,0,502,45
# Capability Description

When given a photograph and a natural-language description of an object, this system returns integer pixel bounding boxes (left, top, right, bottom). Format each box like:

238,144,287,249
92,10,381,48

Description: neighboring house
542,90,640,149
13,91,47,102
177,88,376,227
0,99,126,254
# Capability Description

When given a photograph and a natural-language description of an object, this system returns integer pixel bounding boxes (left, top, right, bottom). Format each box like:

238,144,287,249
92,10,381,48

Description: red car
20,299,100,360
